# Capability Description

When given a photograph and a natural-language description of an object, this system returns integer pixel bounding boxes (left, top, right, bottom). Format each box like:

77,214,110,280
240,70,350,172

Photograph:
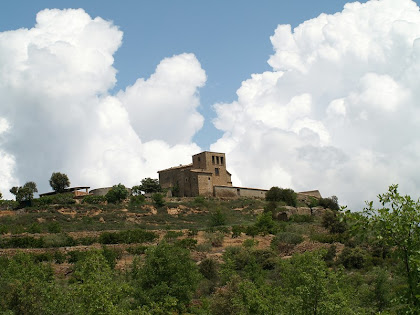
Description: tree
359,184,420,309
139,178,161,194
10,181,38,205
0,191,2,200
132,242,201,312
49,172,70,193
105,184,128,204
265,187,297,207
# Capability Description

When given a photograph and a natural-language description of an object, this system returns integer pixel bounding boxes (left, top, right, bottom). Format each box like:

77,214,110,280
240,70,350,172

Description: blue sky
1,0,420,209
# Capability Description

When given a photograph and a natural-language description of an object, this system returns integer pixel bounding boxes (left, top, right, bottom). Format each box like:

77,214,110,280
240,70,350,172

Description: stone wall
214,186,267,198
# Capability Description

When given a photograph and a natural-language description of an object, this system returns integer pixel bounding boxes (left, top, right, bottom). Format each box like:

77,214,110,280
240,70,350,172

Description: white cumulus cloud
211,0,420,210
0,8,204,198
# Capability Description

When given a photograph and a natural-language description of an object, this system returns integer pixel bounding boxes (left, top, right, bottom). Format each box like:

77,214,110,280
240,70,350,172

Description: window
215,168,220,176
216,156,220,164
212,156,215,164
220,157,224,165
198,157,200,162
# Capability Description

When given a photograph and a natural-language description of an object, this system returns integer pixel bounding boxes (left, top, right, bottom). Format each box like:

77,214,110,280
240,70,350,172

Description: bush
210,208,227,227
338,247,369,269
127,245,148,255
101,246,123,269
266,187,297,207
254,212,279,235
0,236,44,248
105,184,129,204
164,230,183,240
46,222,62,233
205,231,225,247
42,233,76,248
151,193,165,207
27,223,42,234
199,258,219,280
271,232,303,247
231,225,245,238
98,229,158,245
82,195,106,205
290,214,314,223
174,238,198,250
318,196,339,210
322,210,347,234
129,194,145,206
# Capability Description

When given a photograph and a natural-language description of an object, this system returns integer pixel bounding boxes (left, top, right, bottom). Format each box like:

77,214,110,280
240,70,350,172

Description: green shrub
272,232,303,246
82,195,106,204
101,246,123,269
68,250,88,264
243,239,258,248
174,238,198,250
98,229,158,245
53,251,66,264
210,208,227,227
338,247,369,269
42,233,76,248
27,223,42,234
322,210,347,234
164,230,184,240
77,236,97,246
127,245,148,255
46,222,62,233
129,194,145,206
151,193,165,207
290,214,314,223
319,196,339,210
205,231,225,247
309,232,340,244
0,224,7,234
105,184,129,204
199,258,219,280
254,212,279,235
266,187,297,207
231,225,245,238
0,236,44,248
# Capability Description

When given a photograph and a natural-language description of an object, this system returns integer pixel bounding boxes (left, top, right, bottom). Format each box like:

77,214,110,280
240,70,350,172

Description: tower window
220,157,224,165
216,156,220,164
215,168,220,176
212,156,215,164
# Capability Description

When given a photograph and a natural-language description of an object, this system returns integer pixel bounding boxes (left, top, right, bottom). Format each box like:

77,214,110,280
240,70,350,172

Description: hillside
0,189,418,314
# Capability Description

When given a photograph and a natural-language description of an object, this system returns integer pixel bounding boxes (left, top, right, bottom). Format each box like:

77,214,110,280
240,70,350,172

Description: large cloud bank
0,9,204,197
212,0,420,209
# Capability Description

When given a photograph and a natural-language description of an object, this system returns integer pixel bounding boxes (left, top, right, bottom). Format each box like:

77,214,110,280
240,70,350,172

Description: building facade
158,151,232,197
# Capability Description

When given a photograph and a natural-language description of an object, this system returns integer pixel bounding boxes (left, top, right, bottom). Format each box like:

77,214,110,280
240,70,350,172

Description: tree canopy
9,181,38,205
49,172,70,193
105,184,129,204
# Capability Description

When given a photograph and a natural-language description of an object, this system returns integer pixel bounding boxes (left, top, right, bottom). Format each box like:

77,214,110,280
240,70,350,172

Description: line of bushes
0,229,158,249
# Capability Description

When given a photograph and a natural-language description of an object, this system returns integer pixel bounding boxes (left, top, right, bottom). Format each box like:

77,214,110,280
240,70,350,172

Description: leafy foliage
265,186,297,207
137,177,162,194
151,192,165,207
82,195,106,204
49,172,70,193
10,181,38,206
105,183,129,204
132,242,201,312
356,184,420,309
319,195,340,210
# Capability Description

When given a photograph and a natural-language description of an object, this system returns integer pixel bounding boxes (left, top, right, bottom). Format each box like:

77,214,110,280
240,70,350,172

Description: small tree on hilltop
266,186,297,207
105,184,129,204
10,181,38,206
139,178,162,194
49,172,70,193
0,191,2,200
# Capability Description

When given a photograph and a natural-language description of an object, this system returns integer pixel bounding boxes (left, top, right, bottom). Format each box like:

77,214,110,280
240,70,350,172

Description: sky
1,0,420,210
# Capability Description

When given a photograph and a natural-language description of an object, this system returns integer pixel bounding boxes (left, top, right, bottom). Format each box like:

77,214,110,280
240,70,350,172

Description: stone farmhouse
158,151,321,199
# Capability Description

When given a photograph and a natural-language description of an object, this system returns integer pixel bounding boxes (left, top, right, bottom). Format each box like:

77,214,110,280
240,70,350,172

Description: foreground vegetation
0,185,419,314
